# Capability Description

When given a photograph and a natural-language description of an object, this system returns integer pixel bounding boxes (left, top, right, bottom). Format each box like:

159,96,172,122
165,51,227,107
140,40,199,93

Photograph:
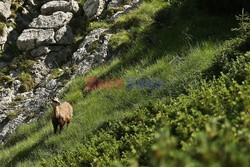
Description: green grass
0,0,249,166
0,22,6,36
18,73,35,92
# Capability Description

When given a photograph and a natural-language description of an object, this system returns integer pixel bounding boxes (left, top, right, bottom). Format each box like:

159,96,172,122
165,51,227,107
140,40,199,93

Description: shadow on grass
92,8,236,80
5,130,52,167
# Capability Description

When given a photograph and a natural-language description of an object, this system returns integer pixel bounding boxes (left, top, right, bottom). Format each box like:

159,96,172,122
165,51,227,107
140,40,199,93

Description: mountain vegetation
0,0,249,166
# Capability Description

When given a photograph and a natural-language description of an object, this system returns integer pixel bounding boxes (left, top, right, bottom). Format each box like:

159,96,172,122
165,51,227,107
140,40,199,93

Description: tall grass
0,0,245,166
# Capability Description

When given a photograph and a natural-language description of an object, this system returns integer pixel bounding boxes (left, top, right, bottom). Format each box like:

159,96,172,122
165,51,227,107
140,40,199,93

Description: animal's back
56,102,73,122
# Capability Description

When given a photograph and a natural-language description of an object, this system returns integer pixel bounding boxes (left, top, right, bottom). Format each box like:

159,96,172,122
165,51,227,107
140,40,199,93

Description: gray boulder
31,57,50,83
73,28,108,63
45,47,71,67
0,1,11,21
30,46,51,57
17,29,56,51
29,11,73,29
0,23,7,49
41,0,79,15
83,0,106,19
55,25,74,44
108,0,123,8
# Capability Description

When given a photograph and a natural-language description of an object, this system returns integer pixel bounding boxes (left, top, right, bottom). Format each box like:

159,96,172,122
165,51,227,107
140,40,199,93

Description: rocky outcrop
55,25,74,44
83,0,106,19
0,0,143,144
0,23,8,50
73,28,112,74
29,11,73,29
0,1,11,21
41,0,79,15
17,2,75,64
110,0,142,20
73,28,108,63
0,0,12,50
108,0,123,8
1,0,81,142
17,29,56,51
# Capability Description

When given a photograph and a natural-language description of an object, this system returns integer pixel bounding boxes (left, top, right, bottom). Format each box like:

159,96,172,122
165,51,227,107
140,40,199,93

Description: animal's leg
52,119,58,134
54,124,58,134
59,122,66,134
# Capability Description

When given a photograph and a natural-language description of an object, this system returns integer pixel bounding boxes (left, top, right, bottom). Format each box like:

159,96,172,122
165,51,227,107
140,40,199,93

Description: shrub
18,73,35,92
0,22,6,36
0,72,13,86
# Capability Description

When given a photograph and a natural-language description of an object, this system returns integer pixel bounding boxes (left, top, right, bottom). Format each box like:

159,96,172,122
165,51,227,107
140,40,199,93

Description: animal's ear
52,97,61,104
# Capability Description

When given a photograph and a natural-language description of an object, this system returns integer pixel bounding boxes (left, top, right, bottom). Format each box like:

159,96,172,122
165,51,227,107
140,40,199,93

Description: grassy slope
0,0,249,166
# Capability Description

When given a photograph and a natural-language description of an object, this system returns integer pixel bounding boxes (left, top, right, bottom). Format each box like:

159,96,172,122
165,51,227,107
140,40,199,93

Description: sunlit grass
0,0,239,165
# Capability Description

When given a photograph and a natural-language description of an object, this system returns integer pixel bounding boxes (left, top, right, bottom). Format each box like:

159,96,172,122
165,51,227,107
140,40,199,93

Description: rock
30,46,51,57
0,23,7,50
41,0,79,15
27,0,36,6
110,11,124,20
0,114,27,144
31,57,50,83
46,79,57,90
73,28,111,74
73,28,108,63
45,46,72,67
83,0,106,19
76,55,95,75
29,11,73,29
96,33,112,63
22,7,29,15
9,70,19,78
6,28,18,46
12,80,21,92
0,1,11,21
0,88,12,103
0,62,8,70
110,0,142,20
108,0,123,8
17,29,56,51
123,5,132,10
55,25,74,44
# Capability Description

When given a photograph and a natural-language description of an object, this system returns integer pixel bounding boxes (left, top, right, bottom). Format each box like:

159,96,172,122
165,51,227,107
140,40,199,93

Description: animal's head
51,97,61,109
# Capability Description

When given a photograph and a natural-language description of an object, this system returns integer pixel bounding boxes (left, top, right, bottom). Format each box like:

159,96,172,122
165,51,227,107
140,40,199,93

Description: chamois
51,97,73,134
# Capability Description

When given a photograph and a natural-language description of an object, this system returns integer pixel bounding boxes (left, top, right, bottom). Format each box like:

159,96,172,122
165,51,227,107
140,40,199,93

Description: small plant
25,113,36,123
14,95,26,102
6,108,25,120
233,9,250,37
0,72,13,86
108,30,131,53
18,73,35,92
49,68,63,80
0,22,6,36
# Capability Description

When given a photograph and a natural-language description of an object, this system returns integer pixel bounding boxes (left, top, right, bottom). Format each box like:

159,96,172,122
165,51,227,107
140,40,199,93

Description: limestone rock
110,0,142,20
0,23,7,49
45,47,72,67
30,46,51,57
83,0,106,19
41,0,79,15
55,25,74,44
108,0,122,8
31,57,50,83
73,28,108,63
17,29,56,51
0,1,11,21
29,11,73,29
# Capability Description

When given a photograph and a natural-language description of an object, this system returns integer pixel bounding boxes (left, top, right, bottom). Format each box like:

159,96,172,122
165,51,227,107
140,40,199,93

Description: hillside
0,0,250,166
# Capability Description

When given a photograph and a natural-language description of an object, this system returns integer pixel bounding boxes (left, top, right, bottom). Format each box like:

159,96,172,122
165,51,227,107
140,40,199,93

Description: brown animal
51,97,73,134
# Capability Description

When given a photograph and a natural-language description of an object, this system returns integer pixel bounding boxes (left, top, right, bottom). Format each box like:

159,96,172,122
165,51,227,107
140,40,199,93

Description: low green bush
18,73,35,92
